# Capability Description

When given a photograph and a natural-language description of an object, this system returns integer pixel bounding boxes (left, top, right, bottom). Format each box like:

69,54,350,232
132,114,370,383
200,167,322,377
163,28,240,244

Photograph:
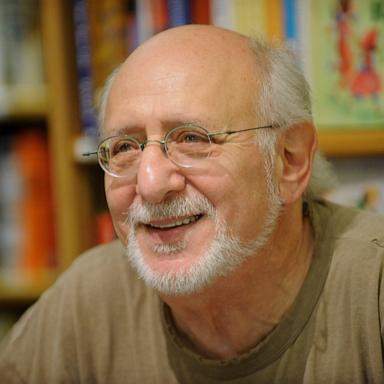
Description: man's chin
132,241,203,276
126,250,206,295
125,213,275,295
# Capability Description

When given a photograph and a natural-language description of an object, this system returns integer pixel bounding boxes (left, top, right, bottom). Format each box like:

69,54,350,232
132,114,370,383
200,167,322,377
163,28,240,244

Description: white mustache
127,194,215,227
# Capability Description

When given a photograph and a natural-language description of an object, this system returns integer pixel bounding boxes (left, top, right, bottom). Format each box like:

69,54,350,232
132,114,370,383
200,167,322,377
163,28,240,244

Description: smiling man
104,27,287,298
1,25,384,383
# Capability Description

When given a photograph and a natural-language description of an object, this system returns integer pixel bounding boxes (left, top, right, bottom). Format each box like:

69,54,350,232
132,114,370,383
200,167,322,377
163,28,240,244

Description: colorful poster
310,0,384,129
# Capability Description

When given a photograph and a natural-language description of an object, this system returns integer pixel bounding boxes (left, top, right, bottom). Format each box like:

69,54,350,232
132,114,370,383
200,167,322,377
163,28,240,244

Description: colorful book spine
265,0,284,41
136,0,155,44
0,138,22,277
167,0,192,27
0,1,45,116
12,130,56,276
283,0,298,44
73,0,98,138
233,0,267,37
296,0,313,82
95,211,116,244
0,130,56,283
191,0,210,24
87,0,130,91
152,0,168,33
210,0,235,30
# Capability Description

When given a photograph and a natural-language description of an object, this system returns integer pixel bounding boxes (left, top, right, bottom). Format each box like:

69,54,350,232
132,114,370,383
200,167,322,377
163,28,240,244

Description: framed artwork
309,0,384,155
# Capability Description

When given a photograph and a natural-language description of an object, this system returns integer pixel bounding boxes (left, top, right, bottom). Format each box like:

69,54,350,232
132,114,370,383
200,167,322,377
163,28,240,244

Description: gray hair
247,36,337,197
97,36,337,197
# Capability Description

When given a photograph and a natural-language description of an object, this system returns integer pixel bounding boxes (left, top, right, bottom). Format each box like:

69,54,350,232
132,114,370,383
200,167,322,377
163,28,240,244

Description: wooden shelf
318,129,384,157
42,0,94,268
0,269,57,303
0,84,47,119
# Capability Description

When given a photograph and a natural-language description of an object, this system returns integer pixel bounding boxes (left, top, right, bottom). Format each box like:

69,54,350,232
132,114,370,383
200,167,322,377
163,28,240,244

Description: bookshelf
42,0,95,268
0,0,104,337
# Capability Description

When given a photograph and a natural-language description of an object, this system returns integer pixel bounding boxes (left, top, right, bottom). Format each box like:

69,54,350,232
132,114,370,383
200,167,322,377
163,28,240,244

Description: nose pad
135,144,185,203
144,139,167,154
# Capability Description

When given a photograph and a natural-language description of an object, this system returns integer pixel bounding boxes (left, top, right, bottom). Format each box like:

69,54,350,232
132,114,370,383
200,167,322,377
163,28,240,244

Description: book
73,0,99,139
152,0,169,32
12,130,56,279
191,0,210,24
232,0,267,37
0,130,56,285
296,0,312,80
283,0,298,48
211,0,234,30
0,0,46,117
167,0,192,27
265,0,284,41
95,211,116,244
87,0,130,92
0,138,23,281
211,0,283,41
136,0,155,44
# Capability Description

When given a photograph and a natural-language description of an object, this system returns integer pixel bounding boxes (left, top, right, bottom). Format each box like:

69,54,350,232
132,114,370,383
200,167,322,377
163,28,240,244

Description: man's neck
161,206,314,360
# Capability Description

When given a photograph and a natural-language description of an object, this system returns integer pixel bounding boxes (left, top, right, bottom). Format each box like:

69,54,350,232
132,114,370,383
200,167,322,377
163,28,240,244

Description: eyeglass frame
83,124,273,177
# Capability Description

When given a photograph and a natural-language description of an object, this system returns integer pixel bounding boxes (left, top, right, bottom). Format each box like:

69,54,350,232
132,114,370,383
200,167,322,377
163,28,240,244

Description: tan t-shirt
0,198,384,383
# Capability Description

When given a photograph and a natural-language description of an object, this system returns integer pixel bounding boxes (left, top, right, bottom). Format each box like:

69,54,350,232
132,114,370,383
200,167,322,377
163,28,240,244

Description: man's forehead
111,30,256,100
117,25,254,81
129,25,250,59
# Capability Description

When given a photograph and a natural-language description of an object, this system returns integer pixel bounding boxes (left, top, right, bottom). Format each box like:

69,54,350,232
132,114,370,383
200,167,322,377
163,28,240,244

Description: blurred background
0,0,383,338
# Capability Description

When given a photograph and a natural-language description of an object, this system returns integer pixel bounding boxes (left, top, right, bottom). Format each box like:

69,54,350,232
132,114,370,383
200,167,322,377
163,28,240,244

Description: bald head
103,26,262,131
126,24,253,68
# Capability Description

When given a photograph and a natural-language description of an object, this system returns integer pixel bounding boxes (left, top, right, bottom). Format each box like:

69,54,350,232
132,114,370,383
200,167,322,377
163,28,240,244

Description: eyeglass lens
99,125,213,177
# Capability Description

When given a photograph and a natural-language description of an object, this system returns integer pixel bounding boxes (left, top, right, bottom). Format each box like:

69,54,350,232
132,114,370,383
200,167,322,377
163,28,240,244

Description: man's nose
135,143,186,203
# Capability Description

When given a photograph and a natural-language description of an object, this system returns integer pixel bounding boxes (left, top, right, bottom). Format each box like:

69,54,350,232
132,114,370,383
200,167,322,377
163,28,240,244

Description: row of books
73,0,304,149
0,0,46,117
73,0,384,152
0,130,56,286
0,128,118,287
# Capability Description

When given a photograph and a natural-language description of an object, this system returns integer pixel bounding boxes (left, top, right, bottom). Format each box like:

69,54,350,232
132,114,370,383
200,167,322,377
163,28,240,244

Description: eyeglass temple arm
82,151,98,157
208,124,273,138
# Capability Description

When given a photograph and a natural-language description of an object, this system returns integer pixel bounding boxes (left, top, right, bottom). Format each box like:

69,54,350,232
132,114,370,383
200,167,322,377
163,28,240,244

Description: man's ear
276,122,317,205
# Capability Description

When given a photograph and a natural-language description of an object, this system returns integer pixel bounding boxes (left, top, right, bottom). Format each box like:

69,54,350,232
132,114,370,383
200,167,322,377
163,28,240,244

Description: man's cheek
106,195,131,244
110,213,129,245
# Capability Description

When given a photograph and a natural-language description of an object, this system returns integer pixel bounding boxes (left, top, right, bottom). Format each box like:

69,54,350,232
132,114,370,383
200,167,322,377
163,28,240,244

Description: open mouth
144,214,203,230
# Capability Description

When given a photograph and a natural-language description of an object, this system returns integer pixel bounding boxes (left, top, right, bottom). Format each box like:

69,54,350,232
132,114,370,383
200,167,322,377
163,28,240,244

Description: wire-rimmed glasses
83,124,272,178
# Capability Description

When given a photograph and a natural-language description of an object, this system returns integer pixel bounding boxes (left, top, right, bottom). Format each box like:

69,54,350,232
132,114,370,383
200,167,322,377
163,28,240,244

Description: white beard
125,182,282,296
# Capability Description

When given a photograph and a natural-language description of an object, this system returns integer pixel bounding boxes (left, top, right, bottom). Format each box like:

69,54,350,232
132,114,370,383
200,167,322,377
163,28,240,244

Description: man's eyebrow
107,119,209,137
109,126,142,137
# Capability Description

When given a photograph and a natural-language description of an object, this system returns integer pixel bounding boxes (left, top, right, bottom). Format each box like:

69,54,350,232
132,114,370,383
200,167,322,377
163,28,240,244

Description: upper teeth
149,215,200,229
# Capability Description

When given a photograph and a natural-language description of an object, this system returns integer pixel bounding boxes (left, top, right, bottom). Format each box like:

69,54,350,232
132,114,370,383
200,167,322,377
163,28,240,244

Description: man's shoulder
312,198,384,292
61,240,125,282
306,201,384,384
313,198,384,247
52,240,151,304
71,239,125,272
311,198,384,281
